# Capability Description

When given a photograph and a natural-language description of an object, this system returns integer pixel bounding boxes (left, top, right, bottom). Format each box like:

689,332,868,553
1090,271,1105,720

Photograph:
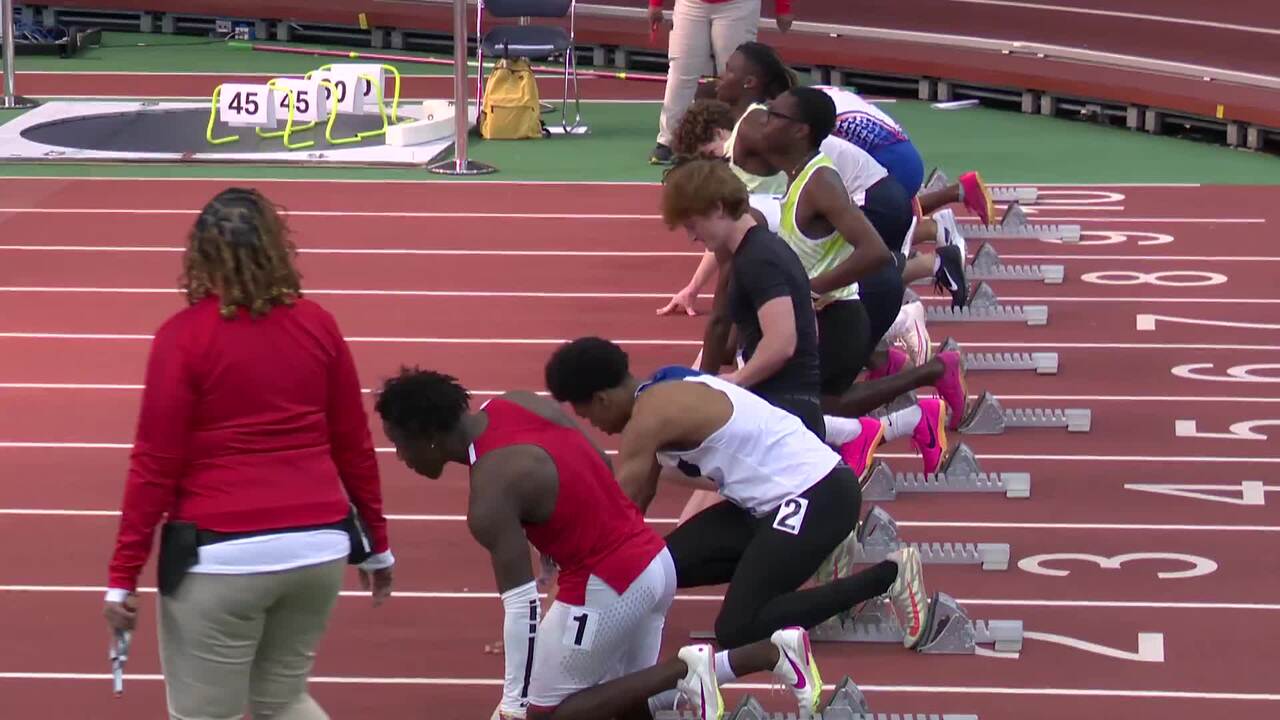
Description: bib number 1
562,607,599,650
772,497,809,535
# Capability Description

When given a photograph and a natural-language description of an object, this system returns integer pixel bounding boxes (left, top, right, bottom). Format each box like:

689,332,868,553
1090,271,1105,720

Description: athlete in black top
660,157,826,439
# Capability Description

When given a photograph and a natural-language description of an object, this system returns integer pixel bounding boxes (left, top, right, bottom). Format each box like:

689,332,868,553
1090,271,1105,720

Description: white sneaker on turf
887,547,929,649
770,627,824,718
676,644,723,720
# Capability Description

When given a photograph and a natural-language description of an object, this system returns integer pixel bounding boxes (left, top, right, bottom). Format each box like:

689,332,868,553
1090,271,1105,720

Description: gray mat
20,106,396,154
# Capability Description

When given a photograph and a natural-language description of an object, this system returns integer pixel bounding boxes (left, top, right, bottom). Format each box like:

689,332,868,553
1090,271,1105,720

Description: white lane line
2,509,1278,531
2,443,1279,464
6,289,1280,305
996,255,1280,262
0,246,703,257
0,208,662,219
0,333,703,345
8,248,1280,263
0,208,1265,222
3,334,1278,353
0,672,1275,699
3,585,1278,611
0,177,1207,188
941,0,1280,36
0,289,714,299
4,384,1278,404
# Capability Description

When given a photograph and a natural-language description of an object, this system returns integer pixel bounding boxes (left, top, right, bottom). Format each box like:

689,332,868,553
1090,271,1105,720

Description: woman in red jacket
102,187,394,719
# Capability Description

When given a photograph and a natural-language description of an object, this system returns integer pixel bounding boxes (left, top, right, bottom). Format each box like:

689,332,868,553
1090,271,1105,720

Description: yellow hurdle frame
255,80,317,150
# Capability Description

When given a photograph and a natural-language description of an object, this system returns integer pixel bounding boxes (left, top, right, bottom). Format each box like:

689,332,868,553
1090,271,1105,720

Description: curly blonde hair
181,187,303,319
672,99,738,158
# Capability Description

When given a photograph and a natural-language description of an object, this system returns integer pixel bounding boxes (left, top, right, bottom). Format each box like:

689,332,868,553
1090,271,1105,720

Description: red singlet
467,397,667,605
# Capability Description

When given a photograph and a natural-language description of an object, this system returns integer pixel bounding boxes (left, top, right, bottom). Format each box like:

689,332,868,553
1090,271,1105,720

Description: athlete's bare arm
800,166,893,296
467,446,554,592
726,295,796,388
698,251,737,373
615,382,731,513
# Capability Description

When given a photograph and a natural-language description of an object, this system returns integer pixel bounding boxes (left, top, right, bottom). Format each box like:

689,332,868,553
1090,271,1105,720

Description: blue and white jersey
815,85,910,154
636,366,841,516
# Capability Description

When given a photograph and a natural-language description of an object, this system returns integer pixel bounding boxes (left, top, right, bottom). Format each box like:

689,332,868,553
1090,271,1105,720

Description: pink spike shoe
838,417,885,478
865,346,910,381
910,397,948,475
930,350,968,430
959,171,994,226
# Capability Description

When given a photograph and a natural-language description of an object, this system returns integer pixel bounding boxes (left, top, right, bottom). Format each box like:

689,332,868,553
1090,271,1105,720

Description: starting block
931,298,1049,326
939,337,1059,375
924,168,1037,207
969,243,1064,284
810,591,1024,654
654,676,978,720
861,443,1033,501
958,203,1081,243
923,281,1048,326
959,391,1092,435
852,505,1009,571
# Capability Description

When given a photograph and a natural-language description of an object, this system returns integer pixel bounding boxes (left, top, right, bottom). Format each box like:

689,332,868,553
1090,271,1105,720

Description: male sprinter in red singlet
375,368,824,720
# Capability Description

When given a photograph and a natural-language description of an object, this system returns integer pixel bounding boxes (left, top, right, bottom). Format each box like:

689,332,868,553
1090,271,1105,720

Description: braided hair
181,187,303,319
735,41,798,100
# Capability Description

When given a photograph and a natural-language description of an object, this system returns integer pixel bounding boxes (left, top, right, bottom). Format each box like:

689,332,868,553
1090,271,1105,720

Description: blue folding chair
475,0,586,135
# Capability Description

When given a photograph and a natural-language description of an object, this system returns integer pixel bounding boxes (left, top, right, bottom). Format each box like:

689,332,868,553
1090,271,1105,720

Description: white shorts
526,547,678,710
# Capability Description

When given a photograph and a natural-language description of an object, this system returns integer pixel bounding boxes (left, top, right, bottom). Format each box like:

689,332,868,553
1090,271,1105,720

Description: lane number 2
979,631,1166,663
772,497,809,535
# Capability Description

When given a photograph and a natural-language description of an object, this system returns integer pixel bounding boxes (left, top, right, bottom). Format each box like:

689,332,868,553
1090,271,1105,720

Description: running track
2,176,1278,719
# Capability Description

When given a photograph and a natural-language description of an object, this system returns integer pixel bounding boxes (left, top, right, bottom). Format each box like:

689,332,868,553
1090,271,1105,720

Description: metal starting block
861,442,1032,501
926,300,1048,327
655,676,978,720
810,590,1023,654
957,202,1081,243
939,337,1059,375
924,168,1037,207
853,505,1010,571
959,391,1092,435
969,243,1064,284
924,281,1048,325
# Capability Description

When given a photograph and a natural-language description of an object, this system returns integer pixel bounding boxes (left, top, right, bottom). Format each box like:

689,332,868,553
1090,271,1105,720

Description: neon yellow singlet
779,153,859,301
726,104,788,195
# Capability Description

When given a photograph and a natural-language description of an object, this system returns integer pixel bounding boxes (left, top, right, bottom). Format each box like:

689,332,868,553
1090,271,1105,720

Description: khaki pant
657,0,761,147
157,558,346,720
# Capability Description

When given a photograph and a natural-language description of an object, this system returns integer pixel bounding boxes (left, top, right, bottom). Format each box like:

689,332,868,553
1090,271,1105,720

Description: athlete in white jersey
544,337,931,654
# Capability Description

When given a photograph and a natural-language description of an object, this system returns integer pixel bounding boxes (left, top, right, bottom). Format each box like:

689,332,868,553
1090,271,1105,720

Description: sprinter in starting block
545,338,930,651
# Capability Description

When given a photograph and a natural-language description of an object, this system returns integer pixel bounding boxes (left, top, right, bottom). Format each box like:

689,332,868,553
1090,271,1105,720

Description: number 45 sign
216,83,277,128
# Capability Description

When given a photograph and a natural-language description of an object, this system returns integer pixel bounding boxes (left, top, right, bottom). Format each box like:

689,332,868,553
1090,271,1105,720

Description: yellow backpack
480,58,545,140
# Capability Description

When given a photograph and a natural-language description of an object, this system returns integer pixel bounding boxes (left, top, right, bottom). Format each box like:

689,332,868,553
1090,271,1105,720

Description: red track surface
2,175,1279,719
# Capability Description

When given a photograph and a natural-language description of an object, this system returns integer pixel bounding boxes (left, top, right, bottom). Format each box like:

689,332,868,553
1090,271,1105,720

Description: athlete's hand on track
657,287,699,316
776,13,794,33
358,566,394,607
103,593,138,632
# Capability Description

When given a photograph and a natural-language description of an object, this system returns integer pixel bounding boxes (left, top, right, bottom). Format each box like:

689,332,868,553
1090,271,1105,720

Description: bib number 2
772,497,809,535
562,607,599,650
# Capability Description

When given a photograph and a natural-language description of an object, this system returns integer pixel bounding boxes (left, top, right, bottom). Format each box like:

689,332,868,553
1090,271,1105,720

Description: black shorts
816,299,872,397
754,390,826,442
860,279,906,351
860,175,915,254
663,463,869,647
858,174,911,340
